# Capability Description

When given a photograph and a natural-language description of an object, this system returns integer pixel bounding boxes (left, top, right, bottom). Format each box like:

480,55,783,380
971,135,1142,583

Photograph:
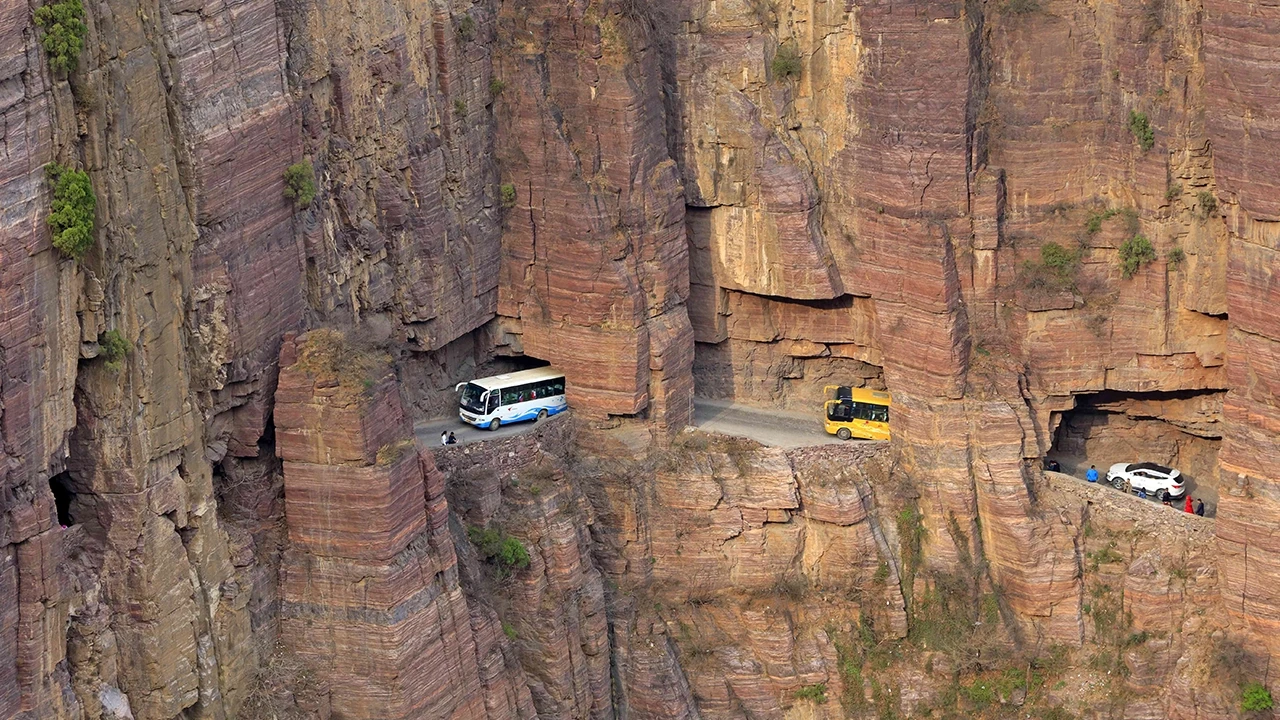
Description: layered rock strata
3,0,1280,713
436,419,625,719
274,330,534,720
1203,0,1280,669
614,435,907,718
492,0,695,428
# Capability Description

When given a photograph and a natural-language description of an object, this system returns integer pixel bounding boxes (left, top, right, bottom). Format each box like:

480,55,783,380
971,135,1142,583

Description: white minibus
455,367,567,430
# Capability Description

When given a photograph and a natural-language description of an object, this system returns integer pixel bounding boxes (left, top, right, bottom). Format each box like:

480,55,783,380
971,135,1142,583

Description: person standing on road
1184,496,1194,513
1194,498,1205,516
440,430,448,446
1086,465,1099,483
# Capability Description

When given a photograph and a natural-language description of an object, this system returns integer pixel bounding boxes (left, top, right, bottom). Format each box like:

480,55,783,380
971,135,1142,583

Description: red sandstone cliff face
491,0,695,430
4,0,1280,716
273,331,533,719
2,0,509,714
1203,0,1280,672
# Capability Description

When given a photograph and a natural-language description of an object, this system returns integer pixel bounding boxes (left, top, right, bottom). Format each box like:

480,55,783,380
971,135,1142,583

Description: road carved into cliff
416,399,861,450
692,398,862,448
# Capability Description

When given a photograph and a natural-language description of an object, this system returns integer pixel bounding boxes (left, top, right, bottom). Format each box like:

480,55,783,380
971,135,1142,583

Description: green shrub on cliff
1039,241,1080,279
468,525,531,578
283,160,316,208
1021,241,1082,293
500,183,517,207
1127,110,1155,151
1119,234,1156,278
46,163,96,259
1242,682,1273,712
1166,246,1185,269
1242,682,1274,712
771,45,802,80
98,329,129,371
1198,190,1218,217
34,0,87,74
794,684,828,703
456,13,476,41
1085,206,1139,236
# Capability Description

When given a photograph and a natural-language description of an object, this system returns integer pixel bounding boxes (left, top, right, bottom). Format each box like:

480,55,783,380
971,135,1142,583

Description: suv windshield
459,383,487,414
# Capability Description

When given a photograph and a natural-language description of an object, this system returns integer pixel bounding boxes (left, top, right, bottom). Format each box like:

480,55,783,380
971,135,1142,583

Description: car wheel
537,409,548,422
1110,478,1125,490
837,428,852,441
488,418,500,431
1157,490,1168,503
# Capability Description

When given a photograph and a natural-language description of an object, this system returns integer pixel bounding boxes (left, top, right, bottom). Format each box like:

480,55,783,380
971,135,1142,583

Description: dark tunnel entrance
1047,389,1224,513
49,472,75,527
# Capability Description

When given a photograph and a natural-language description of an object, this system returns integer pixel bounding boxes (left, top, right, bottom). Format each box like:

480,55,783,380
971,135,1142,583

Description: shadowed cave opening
693,338,885,413
49,472,75,526
1047,388,1224,512
484,353,549,374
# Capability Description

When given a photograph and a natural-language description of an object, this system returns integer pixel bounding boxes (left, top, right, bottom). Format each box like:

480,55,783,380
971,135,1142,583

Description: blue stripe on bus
460,403,566,427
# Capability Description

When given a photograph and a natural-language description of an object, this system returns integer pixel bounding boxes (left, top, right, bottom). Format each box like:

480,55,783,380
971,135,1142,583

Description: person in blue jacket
1086,465,1099,483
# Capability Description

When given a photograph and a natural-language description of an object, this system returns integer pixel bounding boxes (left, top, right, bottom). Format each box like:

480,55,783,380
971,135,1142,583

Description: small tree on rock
34,0,87,74
46,163,96,259
1119,234,1156,278
283,160,317,208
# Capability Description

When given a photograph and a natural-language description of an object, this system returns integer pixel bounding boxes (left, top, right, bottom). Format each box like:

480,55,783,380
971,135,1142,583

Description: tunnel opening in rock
485,353,549,373
213,415,282,529
687,290,886,412
1048,389,1224,507
49,472,75,526
693,338,885,413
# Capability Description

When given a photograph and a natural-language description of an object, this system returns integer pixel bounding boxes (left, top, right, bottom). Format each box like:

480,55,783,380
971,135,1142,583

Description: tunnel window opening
1047,389,1224,511
49,472,75,527
479,354,550,375
693,336,886,413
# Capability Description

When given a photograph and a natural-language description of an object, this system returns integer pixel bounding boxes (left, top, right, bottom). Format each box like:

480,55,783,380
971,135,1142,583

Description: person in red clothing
1184,495,1194,513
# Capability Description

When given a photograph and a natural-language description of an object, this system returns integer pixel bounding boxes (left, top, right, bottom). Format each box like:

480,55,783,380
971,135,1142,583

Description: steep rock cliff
3,0,1280,715
273,330,532,719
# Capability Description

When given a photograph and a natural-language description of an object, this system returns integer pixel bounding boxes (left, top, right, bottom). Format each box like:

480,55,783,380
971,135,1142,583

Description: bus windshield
459,383,487,414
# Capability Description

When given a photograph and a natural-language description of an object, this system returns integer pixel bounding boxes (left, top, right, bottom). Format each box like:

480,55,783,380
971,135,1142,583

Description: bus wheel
537,409,548,422
488,419,500,431
837,428,852,441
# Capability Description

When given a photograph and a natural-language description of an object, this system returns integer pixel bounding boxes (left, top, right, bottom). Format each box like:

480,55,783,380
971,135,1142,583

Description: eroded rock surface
3,0,1280,715
274,330,533,719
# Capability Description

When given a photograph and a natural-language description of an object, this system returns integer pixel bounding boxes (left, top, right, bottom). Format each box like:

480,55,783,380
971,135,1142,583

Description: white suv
1106,462,1185,501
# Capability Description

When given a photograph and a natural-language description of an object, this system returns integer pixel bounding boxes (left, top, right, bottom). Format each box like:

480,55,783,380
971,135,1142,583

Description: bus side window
487,394,499,413
553,380,565,395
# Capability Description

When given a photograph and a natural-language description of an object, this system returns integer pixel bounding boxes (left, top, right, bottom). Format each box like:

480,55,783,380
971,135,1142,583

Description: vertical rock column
1205,0,1280,669
494,0,694,429
274,330,534,720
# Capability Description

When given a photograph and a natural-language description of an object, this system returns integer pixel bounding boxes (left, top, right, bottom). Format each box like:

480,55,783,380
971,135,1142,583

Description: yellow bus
823,386,892,440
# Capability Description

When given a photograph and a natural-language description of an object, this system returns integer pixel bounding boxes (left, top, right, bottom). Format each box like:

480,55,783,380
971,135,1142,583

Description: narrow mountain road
415,398,864,450
415,413,541,448
692,398,858,448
